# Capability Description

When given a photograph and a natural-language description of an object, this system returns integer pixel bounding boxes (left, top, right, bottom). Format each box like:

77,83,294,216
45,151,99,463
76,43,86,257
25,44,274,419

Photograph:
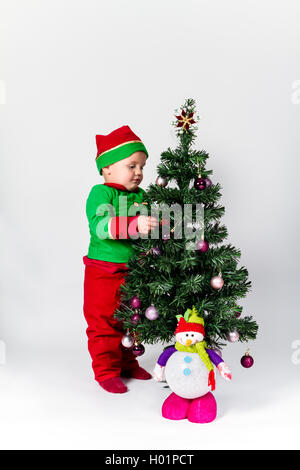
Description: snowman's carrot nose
186,339,192,346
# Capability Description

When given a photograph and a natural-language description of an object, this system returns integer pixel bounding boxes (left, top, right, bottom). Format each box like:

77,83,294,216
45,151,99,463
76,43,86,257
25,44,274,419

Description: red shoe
121,366,152,380
98,377,128,394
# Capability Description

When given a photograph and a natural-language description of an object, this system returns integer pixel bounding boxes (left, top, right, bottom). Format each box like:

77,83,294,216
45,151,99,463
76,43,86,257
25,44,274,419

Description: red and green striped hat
95,125,149,175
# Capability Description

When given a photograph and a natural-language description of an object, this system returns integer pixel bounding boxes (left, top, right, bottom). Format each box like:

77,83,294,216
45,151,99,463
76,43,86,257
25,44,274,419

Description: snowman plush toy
153,307,232,423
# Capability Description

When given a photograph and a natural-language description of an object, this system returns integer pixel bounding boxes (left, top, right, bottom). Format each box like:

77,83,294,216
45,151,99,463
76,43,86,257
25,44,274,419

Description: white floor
0,341,299,450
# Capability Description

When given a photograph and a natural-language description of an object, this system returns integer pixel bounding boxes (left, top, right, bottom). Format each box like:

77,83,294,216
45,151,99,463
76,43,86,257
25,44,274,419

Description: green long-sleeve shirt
86,183,146,264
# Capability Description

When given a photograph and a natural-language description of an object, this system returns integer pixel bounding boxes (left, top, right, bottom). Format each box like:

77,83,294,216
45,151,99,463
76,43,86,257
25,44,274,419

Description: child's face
103,151,147,190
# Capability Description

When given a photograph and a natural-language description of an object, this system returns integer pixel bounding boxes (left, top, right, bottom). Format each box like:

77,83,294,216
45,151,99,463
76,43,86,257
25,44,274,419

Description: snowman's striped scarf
175,340,215,391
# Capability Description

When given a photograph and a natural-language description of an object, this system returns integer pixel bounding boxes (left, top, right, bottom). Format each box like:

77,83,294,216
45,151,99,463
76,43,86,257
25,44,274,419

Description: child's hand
137,215,159,234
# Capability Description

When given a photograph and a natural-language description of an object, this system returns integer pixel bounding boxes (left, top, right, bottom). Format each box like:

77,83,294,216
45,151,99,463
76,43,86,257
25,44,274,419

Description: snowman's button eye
185,334,189,336
191,334,194,337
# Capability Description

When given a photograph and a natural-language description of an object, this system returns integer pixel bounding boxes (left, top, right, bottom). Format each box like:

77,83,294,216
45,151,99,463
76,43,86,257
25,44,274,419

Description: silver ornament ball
155,176,168,187
121,332,134,349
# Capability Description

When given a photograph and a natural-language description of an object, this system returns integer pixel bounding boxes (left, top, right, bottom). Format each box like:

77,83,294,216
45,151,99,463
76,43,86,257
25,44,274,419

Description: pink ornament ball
196,240,209,252
130,313,141,325
227,330,240,342
130,296,141,309
210,275,224,290
145,305,159,320
241,354,254,368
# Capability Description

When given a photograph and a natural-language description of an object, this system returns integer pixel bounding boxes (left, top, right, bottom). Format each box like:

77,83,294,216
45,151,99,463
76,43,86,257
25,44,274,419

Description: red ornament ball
194,177,207,190
130,313,141,325
196,240,209,252
132,344,145,356
130,296,141,309
241,354,254,368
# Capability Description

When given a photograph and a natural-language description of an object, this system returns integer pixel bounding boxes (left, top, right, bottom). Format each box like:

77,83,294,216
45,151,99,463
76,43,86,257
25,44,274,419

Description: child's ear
102,165,111,176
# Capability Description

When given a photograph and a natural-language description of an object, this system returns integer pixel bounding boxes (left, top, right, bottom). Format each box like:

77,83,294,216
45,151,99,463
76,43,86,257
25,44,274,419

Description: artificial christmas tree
115,98,258,361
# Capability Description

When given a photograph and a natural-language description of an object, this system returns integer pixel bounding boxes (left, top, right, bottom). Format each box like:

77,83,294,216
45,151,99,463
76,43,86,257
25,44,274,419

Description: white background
0,0,299,450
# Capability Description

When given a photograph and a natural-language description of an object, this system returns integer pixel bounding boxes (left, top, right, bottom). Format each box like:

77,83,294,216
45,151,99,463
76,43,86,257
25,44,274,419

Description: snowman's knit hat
175,316,205,336
175,307,215,391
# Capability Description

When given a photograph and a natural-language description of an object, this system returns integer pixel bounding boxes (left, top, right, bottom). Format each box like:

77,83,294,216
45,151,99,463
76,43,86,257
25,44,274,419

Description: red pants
83,256,139,382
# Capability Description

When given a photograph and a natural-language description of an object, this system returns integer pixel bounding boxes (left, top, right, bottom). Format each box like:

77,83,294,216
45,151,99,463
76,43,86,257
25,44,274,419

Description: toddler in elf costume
83,125,159,393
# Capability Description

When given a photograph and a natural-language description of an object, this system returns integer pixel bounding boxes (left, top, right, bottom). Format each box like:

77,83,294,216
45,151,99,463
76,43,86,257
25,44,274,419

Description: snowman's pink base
162,393,191,420
162,392,217,423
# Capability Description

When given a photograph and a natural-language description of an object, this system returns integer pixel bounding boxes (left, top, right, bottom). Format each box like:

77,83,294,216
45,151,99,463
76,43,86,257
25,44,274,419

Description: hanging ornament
145,304,159,320
131,310,141,325
132,343,145,357
121,330,134,349
194,177,207,190
150,246,161,256
234,310,241,318
162,233,170,242
130,296,141,309
241,347,254,368
204,177,213,188
175,109,196,131
227,330,240,343
196,239,209,252
155,176,168,187
210,272,224,290
194,159,207,190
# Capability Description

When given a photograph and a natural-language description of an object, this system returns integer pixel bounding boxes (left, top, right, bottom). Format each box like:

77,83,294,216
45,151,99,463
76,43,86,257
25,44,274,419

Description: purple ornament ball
130,313,141,325
196,240,209,252
150,247,161,256
132,344,145,356
205,178,213,188
130,296,141,309
194,177,207,190
241,354,254,368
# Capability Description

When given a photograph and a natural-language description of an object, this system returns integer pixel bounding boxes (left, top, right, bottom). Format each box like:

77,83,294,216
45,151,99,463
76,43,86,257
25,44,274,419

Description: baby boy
83,125,158,393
